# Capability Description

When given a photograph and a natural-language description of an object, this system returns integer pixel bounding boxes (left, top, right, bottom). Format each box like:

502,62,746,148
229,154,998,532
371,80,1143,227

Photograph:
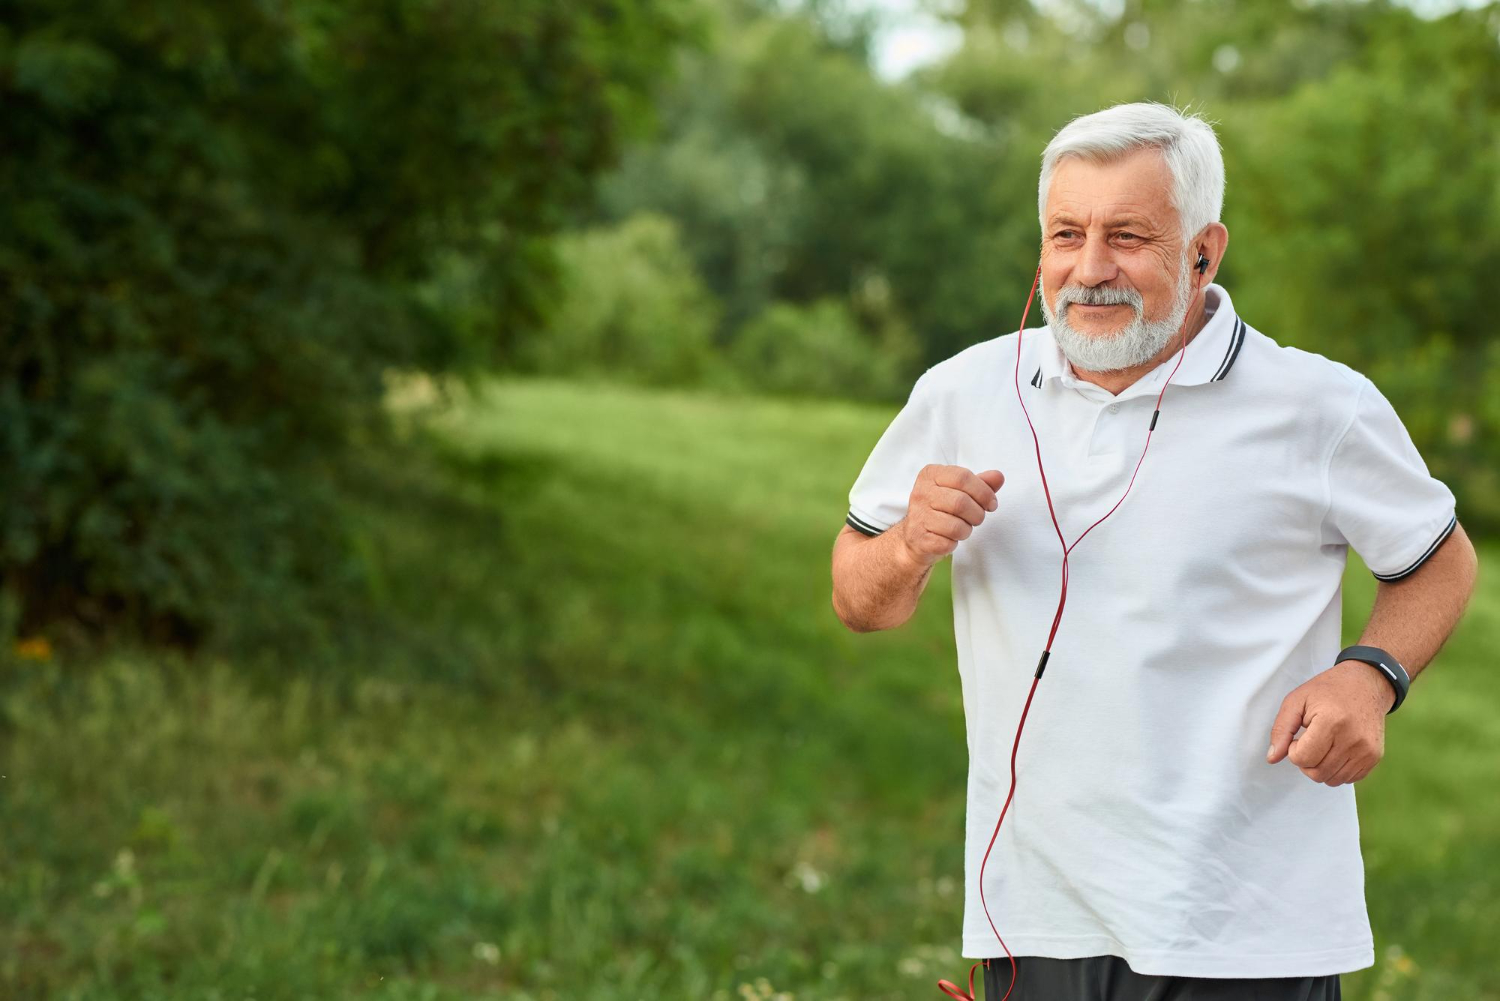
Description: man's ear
1194,222,1230,285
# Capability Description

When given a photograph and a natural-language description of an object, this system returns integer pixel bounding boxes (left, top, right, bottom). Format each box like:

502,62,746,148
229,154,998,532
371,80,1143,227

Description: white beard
1040,252,1195,374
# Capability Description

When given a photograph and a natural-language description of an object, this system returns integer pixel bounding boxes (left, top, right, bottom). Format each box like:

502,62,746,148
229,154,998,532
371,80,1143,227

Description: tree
0,0,702,647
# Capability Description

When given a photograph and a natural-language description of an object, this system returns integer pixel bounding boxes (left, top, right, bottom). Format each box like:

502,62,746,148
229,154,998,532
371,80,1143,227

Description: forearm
1346,523,1479,685
831,522,936,632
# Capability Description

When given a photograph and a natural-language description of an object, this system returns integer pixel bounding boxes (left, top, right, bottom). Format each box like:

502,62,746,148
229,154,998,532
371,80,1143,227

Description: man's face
1039,147,1196,373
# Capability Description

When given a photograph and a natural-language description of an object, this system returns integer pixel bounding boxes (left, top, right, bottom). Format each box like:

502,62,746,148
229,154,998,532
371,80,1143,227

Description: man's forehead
1044,148,1177,227
1046,201,1160,227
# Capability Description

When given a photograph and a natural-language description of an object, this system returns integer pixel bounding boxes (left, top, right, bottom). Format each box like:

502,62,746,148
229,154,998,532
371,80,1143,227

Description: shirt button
1108,403,1120,413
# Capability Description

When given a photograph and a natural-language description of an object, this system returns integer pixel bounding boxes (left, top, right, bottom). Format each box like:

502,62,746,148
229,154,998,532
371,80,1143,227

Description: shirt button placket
1102,398,1137,454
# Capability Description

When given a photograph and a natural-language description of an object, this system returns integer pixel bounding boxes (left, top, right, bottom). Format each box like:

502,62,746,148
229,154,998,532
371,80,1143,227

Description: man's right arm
831,464,1005,632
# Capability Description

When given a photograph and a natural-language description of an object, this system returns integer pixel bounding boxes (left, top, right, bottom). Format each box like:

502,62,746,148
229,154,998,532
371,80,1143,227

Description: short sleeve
845,367,947,536
1320,375,1457,581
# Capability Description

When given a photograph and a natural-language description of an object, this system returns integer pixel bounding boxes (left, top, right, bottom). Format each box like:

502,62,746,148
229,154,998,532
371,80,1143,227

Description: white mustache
1058,285,1143,310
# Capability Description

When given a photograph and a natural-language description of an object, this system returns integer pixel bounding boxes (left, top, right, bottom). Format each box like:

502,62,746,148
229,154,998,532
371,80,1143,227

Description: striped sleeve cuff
845,509,888,537
1370,513,1457,581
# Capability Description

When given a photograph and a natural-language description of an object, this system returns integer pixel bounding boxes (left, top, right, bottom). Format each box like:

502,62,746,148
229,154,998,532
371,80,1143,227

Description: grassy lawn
2,374,1495,999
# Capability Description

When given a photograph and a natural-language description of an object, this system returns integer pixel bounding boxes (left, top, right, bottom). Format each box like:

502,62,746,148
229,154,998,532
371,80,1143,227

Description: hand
1265,660,1393,786
896,465,1005,568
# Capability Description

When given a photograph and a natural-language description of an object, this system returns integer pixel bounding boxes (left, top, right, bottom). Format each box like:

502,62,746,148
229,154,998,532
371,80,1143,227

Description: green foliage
728,297,920,400
596,0,1017,385
1223,12,1500,525
0,0,700,645
518,213,724,387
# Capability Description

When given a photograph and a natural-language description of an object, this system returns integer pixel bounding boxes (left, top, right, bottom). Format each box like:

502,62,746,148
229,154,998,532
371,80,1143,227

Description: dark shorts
980,955,1342,1000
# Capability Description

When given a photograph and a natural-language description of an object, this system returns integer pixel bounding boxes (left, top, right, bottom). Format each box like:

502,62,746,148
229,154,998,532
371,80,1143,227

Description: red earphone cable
937,262,1199,1000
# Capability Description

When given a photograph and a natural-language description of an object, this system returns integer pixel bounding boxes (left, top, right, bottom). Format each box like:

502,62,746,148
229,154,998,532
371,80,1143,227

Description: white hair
1037,101,1225,247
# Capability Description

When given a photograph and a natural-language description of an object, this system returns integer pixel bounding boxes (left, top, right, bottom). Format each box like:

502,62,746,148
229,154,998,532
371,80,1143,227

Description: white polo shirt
844,282,1457,978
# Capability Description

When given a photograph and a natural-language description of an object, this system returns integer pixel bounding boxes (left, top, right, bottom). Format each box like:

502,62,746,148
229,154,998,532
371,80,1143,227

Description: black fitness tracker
1336,644,1410,715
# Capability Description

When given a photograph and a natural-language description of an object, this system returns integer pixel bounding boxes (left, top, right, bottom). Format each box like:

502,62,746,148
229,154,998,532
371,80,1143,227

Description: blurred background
1,0,1497,997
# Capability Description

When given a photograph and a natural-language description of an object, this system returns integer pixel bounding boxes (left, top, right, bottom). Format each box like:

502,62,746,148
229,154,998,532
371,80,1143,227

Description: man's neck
1070,294,1211,397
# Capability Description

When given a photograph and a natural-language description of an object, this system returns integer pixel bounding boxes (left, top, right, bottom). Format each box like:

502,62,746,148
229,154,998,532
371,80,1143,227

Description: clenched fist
896,465,1005,567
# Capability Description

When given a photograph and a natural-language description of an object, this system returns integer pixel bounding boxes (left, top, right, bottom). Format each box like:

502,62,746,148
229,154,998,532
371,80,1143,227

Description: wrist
1338,659,1397,713
1335,644,1410,714
891,519,932,571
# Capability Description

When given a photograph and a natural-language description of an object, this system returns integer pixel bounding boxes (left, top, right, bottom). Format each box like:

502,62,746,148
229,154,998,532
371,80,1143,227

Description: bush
519,213,724,387
727,297,920,401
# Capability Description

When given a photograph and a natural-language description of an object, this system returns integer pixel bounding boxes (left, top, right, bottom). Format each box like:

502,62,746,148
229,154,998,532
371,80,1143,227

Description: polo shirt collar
1028,282,1246,396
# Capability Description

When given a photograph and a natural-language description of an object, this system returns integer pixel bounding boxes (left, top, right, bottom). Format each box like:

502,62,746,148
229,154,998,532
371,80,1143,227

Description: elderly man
830,101,1478,1001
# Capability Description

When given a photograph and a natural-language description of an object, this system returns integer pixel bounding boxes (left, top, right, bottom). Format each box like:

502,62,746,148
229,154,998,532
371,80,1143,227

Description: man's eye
1056,230,1077,239
1117,232,1141,241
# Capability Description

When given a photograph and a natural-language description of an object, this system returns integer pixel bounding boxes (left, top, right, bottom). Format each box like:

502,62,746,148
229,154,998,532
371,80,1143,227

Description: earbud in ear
1196,253,1210,275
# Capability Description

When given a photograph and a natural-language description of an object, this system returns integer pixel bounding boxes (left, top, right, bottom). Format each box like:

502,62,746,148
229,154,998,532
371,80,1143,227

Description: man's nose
1072,234,1119,287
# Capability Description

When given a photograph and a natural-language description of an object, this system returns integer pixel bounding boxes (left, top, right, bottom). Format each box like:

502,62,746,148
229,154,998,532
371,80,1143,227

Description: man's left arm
1265,520,1481,785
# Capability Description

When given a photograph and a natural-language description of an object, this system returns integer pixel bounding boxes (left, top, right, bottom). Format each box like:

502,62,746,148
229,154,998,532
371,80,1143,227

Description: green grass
1,374,1495,999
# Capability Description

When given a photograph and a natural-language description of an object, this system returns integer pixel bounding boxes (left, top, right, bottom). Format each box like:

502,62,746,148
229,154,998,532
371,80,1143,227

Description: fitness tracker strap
1336,644,1410,715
